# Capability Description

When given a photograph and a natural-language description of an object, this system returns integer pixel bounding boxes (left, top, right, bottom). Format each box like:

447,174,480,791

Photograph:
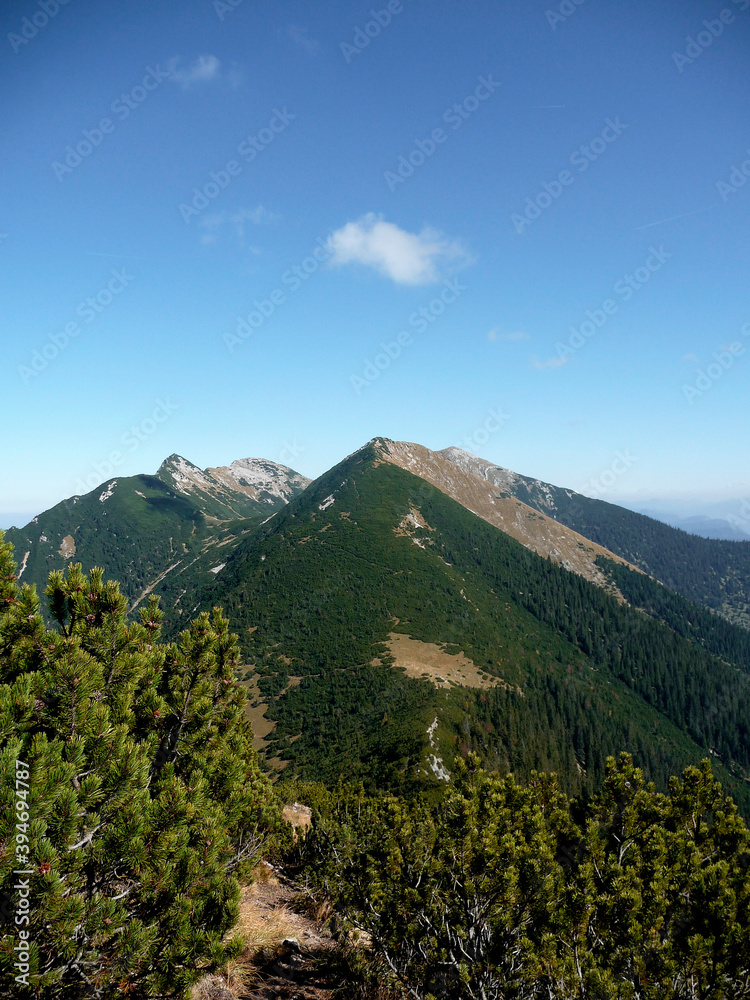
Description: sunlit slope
190,440,750,809
5,454,309,605
442,447,750,629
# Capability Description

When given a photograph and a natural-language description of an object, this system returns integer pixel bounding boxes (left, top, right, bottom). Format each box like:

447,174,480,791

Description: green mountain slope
4,454,309,606
178,440,750,811
442,447,750,629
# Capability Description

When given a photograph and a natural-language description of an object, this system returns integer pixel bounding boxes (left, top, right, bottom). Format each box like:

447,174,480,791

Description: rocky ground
192,865,348,1000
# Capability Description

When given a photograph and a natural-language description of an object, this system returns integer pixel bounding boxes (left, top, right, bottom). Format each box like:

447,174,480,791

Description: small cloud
170,55,222,89
326,213,473,285
683,353,698,363
531,354,569,370
487,329,530,342
200,206,278,245
288,24,318,53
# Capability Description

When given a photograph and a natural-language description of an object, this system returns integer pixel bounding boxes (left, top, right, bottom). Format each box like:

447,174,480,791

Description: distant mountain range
623,502,750,542
3,437,750,809
3,454,310,611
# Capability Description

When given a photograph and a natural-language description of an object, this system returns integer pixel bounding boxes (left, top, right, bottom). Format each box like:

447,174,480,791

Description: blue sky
2,0,749,527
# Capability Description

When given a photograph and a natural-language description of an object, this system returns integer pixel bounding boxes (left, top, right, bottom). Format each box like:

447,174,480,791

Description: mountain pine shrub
0,534,281,998
295,755,750,999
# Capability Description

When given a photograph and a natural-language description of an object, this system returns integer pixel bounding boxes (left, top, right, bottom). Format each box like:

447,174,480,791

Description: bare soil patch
385,632,514,691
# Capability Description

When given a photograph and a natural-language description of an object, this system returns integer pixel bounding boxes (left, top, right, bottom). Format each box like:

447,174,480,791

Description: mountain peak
157,454,215,491
153,453,310,523
206,457,311,503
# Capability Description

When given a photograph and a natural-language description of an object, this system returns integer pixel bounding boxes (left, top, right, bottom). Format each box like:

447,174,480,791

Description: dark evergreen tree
295,754,750,999
0,536,281,998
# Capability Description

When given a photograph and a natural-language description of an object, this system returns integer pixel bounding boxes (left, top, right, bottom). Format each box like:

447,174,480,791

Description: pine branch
68,824,103,851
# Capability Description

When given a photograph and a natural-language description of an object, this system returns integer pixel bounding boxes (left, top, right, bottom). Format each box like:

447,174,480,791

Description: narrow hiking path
239,875,339,1000
194,868,346,1000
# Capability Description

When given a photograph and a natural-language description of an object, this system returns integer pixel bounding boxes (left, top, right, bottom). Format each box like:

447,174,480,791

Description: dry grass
190,973,236,999
384,632,520,693
241,674,276,751
191,872,309,998
190,869,384,999
381,439,634,593
234,883,302,961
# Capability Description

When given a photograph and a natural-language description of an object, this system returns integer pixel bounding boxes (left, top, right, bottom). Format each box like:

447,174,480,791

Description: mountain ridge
175,439,750,809
4,454,310,605
440,445,750,629
5,438,749,630
378,439,638,593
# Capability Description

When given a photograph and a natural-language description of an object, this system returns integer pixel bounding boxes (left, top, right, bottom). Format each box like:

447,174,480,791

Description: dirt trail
240,876,338,999
194,869,343,1000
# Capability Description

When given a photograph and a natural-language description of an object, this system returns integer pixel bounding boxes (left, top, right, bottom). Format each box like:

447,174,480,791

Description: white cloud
325,213,472,285
170,55,222,89
200,206,277,245
487,329,530,341
531,354,569,370
288,24,318,53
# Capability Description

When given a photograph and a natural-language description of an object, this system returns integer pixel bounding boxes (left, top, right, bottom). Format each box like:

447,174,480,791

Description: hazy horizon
2,439,749,538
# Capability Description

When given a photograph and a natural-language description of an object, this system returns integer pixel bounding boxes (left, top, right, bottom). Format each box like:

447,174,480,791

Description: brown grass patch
380,439,635,594
235,881,303,961
58,534,76,559
242,675,276,751
385,632,519,692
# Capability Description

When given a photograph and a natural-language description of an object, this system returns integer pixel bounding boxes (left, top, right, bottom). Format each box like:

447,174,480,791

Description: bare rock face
158,453,311,515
